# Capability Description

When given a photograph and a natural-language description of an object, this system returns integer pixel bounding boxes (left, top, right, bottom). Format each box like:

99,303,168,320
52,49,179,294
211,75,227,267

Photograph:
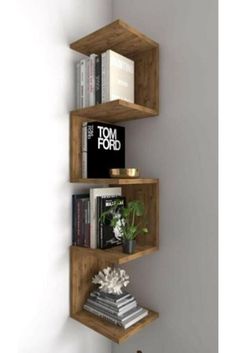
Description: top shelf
70,19,159,118
70,19,158,57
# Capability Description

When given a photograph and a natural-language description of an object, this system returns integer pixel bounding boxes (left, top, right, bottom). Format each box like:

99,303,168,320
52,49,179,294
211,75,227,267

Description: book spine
85,58,89,107
122,310,148,329
82,153,87,179
76,62,81,108
89,54,96,106
84,199,90,247
99,198,104,249
81,122,87,178
95,55,101,104
90,194,97,249
84,304,122,327
81,199,86,246
107,50,110,101
72,195,77,246
80,59,86,108
97,197,101,249
76,199,82,246
101,52,107,103
91,293,136,308
87,299,120,316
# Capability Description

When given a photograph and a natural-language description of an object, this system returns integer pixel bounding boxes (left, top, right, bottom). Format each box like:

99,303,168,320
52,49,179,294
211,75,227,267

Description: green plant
100,200,148,241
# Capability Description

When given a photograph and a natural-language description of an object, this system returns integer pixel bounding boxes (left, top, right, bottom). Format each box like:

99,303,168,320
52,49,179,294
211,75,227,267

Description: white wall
112,1,218,353
0,1,112,353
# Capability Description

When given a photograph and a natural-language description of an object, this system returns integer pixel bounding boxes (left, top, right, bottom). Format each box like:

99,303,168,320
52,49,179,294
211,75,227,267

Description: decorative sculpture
92,266,130,295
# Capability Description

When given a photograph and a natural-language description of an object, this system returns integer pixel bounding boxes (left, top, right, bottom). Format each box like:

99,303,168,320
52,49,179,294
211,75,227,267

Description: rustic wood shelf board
70,19,158,56
71,100,157,123
72,308,159,343
70,245,158,265
70,178,158,185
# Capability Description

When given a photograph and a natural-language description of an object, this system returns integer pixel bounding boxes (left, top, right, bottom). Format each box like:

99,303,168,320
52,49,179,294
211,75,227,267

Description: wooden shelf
70,177,158,185
72,308,159,344
70,19,158,57
70,19,159,114
71,245,158,265
71,100,157,123
69,19,160,343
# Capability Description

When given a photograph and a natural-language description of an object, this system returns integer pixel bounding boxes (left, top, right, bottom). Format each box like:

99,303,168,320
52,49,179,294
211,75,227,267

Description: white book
80,57,89,107
88,298,137,316
76,62,81,108
88,54,97,106
122,308,148,329
83,304,121,326
80,59,86,108
101,52,108,103
106,49,134,103
90,187,121,248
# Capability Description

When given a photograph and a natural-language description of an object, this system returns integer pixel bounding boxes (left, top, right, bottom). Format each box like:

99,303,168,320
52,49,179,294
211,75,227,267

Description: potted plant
100,200,148,254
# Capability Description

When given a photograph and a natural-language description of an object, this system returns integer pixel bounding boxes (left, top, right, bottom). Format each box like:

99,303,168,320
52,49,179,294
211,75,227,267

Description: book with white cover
122,308,148,329
76,62,81,108
87,298,137,317
88,54,97,106
80,58,86,108
101,52,108,103
80,57,89,107
103,50,134,103
89,187,121,248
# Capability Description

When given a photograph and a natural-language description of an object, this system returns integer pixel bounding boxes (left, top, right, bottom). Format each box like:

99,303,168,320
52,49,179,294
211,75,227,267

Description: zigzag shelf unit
69,19,160,343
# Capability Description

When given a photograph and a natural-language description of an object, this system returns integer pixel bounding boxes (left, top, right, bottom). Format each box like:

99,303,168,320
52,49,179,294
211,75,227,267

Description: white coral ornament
92,267,130,295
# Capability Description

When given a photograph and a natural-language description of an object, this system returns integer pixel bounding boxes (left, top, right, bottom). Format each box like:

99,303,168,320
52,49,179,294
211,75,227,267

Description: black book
72,194,89,246
82,122,125,178
95,55,101,104
97,195,125,249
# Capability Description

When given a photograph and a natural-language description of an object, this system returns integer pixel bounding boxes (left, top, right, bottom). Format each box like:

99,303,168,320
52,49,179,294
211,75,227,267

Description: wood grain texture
72,308,159,343
131,47,159,111
70,178,159,185
71,100,157,123
121,182,159,247
70,19,158,56
70,247,113,315
70,245,158,265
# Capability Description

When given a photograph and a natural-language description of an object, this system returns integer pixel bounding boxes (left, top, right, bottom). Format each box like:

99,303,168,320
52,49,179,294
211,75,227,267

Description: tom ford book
82,122,125,178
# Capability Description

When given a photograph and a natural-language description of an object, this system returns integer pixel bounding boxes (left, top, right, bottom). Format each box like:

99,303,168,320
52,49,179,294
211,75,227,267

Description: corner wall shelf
69,18,160,343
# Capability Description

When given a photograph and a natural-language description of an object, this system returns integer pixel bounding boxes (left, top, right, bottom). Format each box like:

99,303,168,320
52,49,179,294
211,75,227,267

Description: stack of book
76,49,134,108
83,290,148,329
72,187,126,249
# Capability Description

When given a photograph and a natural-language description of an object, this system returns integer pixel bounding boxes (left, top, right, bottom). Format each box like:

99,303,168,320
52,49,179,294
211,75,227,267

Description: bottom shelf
71,308,159,343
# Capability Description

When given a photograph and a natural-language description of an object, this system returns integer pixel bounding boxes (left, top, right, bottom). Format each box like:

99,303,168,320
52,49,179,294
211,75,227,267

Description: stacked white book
83,291,148,329
75,50,134,108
